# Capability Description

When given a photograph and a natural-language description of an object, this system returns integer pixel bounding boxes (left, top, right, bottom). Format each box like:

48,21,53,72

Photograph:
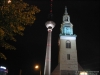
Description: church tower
52,6,79,75
59,6,78,75
52,6,99,75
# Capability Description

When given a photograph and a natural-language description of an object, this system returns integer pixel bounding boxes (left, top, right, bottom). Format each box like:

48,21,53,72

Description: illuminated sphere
45,21,55,29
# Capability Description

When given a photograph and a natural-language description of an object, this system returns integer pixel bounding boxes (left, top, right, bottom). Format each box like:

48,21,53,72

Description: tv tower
44,0,55,75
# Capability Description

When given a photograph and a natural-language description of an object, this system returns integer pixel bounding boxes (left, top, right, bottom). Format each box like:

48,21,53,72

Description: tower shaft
44,30,52,75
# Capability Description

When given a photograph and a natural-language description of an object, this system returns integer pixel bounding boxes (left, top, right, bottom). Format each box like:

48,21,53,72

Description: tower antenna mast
44,0,56,75
50,0,53,13
48,0,54,20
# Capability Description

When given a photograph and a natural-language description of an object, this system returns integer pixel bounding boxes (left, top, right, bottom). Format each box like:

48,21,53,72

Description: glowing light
8,0,11,3
35,65,39,69
80,72,88,75
60,35,76,40
0,66,6,69
34,65,41,75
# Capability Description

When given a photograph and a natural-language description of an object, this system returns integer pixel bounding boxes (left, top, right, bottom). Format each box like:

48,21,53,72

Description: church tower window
67,54,70,60
66,40,71,48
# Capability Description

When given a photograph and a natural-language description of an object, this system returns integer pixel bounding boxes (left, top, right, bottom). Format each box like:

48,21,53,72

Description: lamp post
35,65,41,75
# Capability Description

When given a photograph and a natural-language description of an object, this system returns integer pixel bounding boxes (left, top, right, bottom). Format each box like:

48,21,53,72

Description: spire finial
50,0,53,13
65,6,68,15
48,0,53,20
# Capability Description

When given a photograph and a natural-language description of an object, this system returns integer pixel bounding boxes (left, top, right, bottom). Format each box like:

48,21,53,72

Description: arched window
66,40,71,48
65,17,68,21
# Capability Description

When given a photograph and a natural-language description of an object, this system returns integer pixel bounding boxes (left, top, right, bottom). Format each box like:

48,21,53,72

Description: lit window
66,40,71,48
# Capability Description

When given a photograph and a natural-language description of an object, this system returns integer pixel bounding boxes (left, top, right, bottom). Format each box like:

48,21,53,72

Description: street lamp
35,65,41,75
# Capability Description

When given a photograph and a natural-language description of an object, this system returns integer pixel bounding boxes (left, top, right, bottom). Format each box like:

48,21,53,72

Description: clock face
66,27,70,34
63,26,70,35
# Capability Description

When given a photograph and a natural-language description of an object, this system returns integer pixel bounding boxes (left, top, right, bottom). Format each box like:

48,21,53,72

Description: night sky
0,1,99,75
